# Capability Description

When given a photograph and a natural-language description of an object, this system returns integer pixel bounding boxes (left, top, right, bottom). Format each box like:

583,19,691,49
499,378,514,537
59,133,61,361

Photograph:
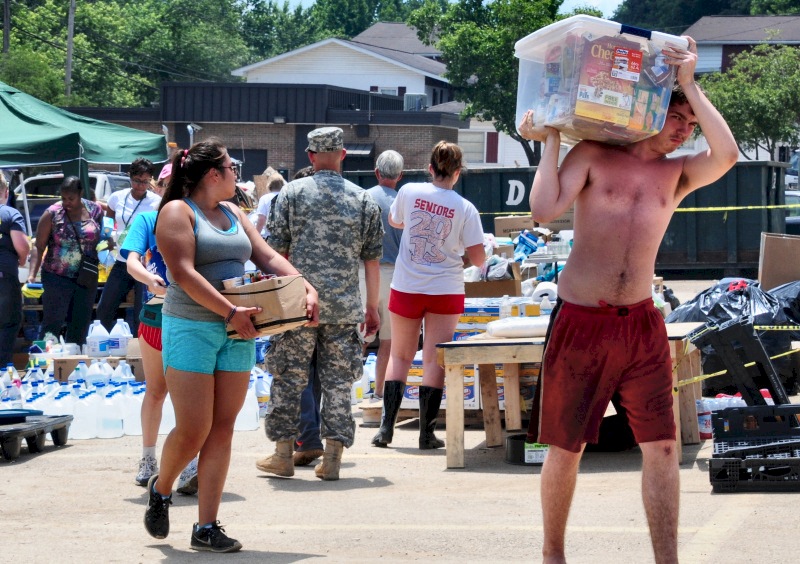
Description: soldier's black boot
371,380,405,447
418,385,445,450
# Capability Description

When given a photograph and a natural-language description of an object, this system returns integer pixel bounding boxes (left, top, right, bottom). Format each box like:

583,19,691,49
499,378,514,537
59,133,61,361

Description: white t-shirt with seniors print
390,182,484,295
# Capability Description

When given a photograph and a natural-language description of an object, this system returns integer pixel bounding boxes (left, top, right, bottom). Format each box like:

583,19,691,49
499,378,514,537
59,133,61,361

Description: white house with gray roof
232,22,454,107
683,15,800,73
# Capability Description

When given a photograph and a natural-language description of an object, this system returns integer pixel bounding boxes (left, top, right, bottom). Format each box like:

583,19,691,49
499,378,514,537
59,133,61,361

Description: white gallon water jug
255,372,272,418
86,320,111,357
158,393,176,435
86,360,108,389
71,392,99,440
113,360,135,383
123,389,144,436
234,378,260,431
362,353,377,398
108,319,132,357
96,390,124,438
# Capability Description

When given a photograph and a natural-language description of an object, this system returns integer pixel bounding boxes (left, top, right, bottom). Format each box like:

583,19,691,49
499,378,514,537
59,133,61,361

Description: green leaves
700,43,800,156
409,0,562,164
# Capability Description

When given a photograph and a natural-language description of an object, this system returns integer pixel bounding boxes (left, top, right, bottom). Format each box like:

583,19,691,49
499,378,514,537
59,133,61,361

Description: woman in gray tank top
143,138,318,552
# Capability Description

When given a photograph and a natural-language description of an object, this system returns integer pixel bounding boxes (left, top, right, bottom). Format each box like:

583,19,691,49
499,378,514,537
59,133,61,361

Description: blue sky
560,0,623,18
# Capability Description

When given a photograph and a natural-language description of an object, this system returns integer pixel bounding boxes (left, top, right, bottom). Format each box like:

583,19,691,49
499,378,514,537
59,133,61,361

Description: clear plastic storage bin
515,15,688,145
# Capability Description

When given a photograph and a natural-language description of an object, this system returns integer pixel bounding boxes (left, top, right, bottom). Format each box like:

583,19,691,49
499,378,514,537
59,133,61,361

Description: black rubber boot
418,386,445,450
371,380,405,447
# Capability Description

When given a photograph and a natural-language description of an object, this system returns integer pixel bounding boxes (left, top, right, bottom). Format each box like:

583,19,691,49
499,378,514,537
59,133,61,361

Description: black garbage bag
767,280,800,336
665,278,797,395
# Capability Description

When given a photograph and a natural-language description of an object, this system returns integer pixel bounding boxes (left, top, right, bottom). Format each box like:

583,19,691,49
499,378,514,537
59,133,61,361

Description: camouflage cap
306,127,344,152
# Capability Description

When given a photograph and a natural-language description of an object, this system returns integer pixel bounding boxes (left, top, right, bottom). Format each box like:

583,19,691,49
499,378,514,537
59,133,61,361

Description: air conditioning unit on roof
404,93,428,111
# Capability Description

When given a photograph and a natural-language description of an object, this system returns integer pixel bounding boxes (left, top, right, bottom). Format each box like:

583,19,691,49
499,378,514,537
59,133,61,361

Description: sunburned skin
552,139,688,307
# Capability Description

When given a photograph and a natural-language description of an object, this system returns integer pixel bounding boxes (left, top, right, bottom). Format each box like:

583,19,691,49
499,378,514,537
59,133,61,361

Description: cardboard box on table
456,298,541,339
535,206,575,231
222,275,308,338
125,338,145,382
465,262,523,298
494,215,533,239
758,233,800,291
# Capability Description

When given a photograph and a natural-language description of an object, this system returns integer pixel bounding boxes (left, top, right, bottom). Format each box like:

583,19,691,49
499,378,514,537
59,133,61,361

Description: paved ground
2,405,798,563
3,279,798,563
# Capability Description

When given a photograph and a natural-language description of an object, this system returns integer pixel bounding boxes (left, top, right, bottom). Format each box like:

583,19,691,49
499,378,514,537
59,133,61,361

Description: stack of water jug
2,362,273,439
85,318,133,357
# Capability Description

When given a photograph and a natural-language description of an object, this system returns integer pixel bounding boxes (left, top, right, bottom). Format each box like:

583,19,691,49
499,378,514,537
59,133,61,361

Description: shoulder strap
182,198,200,236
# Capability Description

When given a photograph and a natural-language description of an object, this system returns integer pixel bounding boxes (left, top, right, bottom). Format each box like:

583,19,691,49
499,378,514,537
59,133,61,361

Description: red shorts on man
527,298,675,453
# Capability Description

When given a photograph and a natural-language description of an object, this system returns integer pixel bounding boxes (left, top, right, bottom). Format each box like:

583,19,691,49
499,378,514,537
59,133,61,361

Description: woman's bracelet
224,306,237,324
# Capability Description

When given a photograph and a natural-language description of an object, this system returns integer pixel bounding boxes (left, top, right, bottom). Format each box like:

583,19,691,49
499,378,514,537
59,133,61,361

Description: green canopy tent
0,80,167,230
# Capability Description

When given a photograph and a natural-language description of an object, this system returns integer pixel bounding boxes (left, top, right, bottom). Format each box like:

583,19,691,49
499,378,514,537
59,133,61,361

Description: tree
311,0,376,38
612,0,752,34
699,43,800,158
0,47,64,104
409,0,601,165
241,0,332,61
4,0,249,106
750,0,800,14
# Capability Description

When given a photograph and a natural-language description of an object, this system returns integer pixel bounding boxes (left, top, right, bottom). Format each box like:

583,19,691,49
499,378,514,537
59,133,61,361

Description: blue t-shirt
119,211,166,303
366,185,403,264
0,204,27,275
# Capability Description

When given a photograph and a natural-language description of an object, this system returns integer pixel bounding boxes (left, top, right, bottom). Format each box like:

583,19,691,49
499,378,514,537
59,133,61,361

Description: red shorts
138,323,163,352
388,289,464,318
527,298,675,453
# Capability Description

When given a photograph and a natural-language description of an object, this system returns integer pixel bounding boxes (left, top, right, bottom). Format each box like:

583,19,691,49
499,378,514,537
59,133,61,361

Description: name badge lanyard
120,192,144,228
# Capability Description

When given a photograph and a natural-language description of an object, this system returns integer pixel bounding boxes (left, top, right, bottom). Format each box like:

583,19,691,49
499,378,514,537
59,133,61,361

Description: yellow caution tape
673,347,800,391
675,203,800,213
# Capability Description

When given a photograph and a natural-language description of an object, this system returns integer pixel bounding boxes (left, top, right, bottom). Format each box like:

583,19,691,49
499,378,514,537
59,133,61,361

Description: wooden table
436,322,703,469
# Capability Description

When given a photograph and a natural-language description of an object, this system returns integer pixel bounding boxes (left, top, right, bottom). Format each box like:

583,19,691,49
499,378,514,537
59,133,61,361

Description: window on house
378,87,398,96
459,131,485,164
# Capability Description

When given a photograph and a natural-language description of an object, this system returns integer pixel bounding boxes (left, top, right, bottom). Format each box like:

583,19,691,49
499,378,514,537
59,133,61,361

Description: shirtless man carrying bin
517,37,738,563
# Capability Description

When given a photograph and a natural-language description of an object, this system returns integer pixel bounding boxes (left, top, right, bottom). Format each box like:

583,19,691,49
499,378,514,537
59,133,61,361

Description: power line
12,24,158,92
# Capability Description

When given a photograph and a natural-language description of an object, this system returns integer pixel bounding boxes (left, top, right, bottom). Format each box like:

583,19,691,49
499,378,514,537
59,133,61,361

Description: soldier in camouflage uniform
256,127,384,481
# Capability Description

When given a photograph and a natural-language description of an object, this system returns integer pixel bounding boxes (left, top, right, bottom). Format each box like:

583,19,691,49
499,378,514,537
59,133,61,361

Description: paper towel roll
532,281,558,302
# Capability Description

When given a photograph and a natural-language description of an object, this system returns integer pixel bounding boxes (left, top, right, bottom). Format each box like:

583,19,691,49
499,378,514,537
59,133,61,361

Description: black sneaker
144,474,172,539
191,521,243,553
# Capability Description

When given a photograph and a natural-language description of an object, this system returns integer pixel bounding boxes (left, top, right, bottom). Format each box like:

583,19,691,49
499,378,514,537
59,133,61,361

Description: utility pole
65,0,75,97
3,0,10,54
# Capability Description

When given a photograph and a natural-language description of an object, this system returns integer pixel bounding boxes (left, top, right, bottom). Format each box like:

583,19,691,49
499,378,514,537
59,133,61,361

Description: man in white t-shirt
254,174,285,239
96,158,161,334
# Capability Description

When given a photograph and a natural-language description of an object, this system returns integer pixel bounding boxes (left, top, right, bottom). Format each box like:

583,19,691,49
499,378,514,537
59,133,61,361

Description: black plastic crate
713,439,800,459
710,457,800,492
711,404,800,444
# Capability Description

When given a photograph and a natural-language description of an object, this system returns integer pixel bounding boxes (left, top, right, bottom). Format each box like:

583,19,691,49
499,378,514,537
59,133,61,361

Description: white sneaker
177,457,199,495
136,455,158,487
